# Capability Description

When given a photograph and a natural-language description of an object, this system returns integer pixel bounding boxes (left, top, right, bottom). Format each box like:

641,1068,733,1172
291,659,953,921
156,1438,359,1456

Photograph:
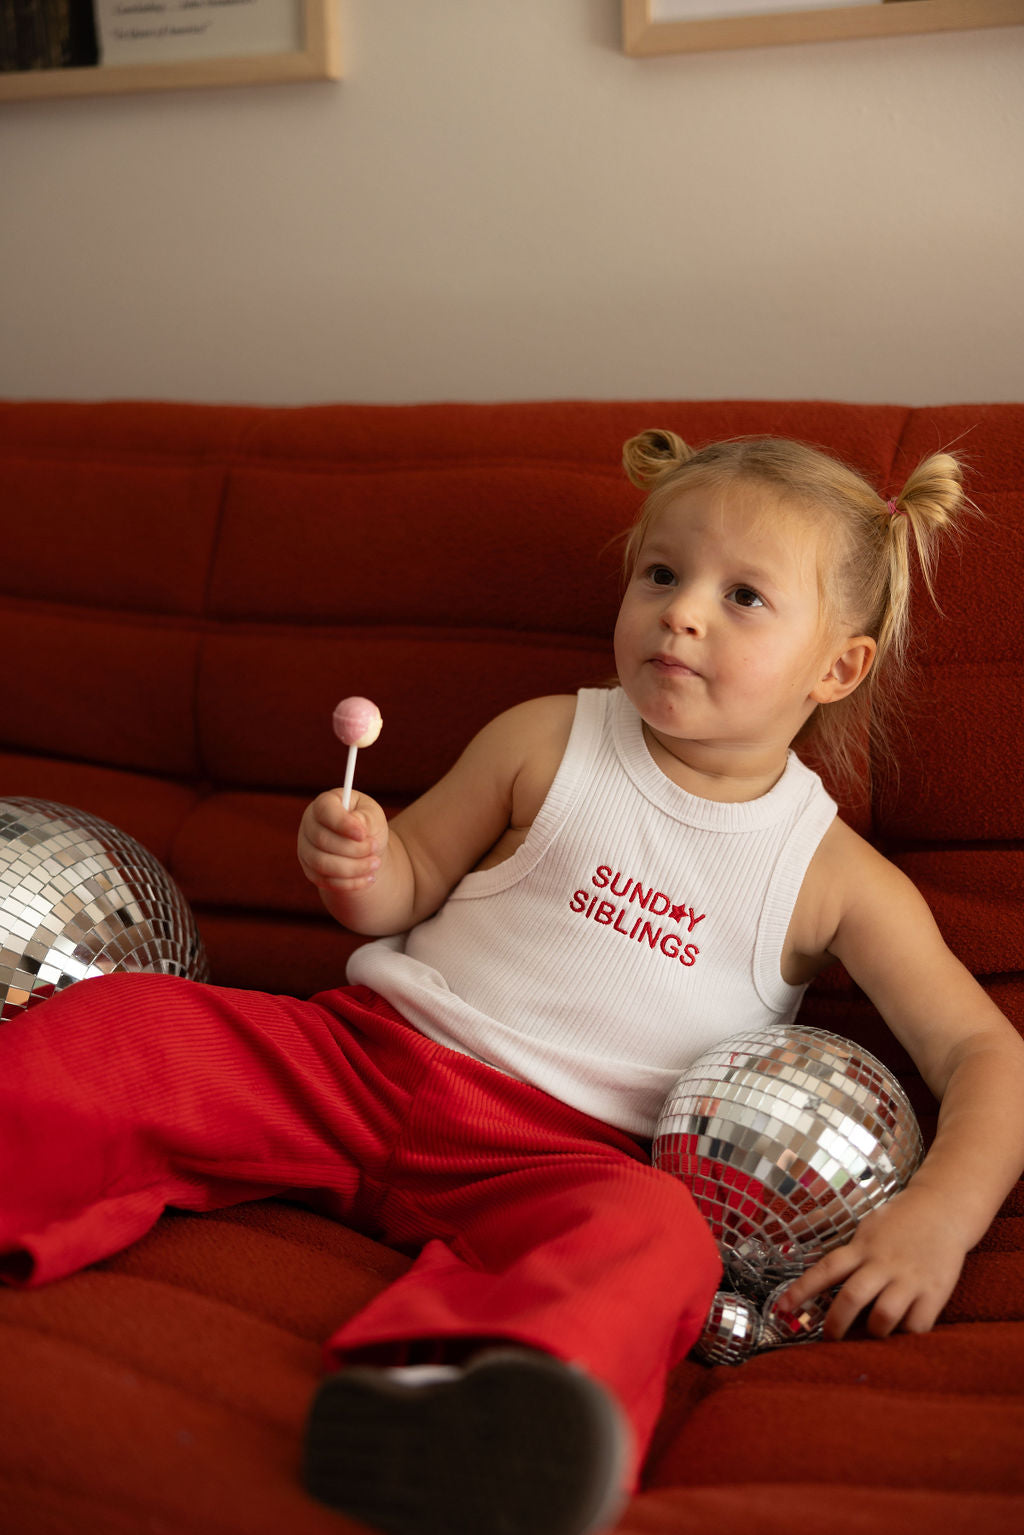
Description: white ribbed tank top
347,688,836,1137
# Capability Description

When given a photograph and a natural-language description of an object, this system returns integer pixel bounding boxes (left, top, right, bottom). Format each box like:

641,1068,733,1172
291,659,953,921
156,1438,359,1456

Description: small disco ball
0,798,208,1024
760,1280,832,1350
693,1290,765,1367
653,1023,923,1304
693,1279,834,1367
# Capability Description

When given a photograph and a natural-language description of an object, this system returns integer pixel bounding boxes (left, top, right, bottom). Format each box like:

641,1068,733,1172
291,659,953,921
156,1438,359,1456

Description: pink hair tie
886,498,905,518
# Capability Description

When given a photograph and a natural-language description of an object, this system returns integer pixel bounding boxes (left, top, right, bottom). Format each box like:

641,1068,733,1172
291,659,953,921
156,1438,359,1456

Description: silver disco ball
692,1279,834,1367
653,1023,924,1305
0,798,208,1024
693,1290,765,1367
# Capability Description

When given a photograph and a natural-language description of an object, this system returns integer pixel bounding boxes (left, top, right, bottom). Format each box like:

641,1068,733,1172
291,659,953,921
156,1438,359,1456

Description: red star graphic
669,902,687,924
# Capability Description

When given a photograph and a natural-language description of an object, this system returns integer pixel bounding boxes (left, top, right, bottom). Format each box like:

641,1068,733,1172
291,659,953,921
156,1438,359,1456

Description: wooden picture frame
0,0,340,99
622,0,1024,56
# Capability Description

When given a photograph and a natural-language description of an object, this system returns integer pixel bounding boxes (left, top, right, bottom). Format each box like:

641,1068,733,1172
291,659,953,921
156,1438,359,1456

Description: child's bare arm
783,827,1024,1338
297,695,574,937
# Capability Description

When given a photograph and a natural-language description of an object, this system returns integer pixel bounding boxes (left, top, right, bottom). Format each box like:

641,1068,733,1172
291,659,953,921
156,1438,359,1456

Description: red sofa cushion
1,398,1021,1535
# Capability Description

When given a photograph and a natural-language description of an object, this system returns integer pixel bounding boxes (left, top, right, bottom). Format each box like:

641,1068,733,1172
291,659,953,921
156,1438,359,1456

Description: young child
3,429,1024,1535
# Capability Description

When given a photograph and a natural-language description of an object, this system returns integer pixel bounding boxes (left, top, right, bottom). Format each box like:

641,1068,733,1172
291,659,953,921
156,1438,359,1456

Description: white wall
1,1,1022,406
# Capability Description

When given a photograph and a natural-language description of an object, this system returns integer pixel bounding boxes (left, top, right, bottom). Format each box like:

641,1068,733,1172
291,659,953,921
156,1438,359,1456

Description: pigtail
891,452,965,598
622,429,693,490
876,451,967,673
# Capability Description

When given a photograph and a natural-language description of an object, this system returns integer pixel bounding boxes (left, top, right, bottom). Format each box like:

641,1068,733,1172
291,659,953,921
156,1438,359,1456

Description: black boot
302,1348,630,1535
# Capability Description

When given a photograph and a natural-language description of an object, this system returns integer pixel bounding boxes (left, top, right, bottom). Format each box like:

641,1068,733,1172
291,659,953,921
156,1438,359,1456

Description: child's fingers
299,803,383,888
306,798,388,866
311,790,373,842
782,1253,943,1341
313,817,371,856
779,1192,965,1342
779,1247,853,1315
818,1265,894,1339
309,863,380,892
301,830,379,877
298,789,389,894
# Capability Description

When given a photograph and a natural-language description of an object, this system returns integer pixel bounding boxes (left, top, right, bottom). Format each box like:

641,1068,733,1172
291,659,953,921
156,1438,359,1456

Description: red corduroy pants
0,972,721,1479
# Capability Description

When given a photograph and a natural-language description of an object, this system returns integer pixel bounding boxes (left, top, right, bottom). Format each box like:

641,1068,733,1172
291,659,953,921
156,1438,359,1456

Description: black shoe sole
302,1349,629,1535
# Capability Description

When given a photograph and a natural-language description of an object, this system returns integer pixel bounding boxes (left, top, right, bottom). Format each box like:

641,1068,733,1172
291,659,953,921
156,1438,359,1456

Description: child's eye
729,586,764,609
646,565,676,587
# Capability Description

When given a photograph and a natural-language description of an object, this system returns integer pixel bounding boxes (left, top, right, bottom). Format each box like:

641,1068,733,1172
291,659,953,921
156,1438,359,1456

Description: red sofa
1,398,1022,1535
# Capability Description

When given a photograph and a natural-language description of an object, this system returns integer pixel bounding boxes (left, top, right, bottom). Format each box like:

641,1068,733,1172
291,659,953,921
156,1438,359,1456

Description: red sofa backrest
1,399,1020,1007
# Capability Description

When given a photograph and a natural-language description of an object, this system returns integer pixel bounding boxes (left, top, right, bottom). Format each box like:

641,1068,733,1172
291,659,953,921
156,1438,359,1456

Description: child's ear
811,636,876,704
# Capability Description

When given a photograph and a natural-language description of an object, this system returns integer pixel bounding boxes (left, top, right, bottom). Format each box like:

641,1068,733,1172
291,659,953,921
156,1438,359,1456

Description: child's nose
661,588,705,636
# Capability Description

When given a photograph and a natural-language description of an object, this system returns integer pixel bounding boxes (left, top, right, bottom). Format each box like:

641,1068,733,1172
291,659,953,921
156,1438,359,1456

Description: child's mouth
651,654,700,678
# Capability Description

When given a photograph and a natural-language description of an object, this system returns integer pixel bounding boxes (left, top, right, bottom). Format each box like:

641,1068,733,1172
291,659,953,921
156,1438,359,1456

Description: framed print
0,0,340,99
622,0,1024,56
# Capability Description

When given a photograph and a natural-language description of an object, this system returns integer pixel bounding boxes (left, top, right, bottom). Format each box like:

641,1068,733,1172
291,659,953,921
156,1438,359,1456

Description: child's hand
298,790,389,893
779,1186,967,1340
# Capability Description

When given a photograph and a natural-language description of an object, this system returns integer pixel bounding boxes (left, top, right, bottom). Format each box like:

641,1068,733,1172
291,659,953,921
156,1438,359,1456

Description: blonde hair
621,429,968,796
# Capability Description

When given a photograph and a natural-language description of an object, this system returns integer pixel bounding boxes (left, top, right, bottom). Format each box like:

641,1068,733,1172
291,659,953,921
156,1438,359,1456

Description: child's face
614,482,844,780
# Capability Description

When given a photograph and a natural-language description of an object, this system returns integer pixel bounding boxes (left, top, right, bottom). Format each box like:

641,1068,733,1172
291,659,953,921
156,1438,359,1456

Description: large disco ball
654,1023,924,1307
0,798,208,1024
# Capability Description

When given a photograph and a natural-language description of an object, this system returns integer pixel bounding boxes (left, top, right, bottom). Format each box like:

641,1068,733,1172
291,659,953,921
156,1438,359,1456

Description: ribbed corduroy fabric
350,689,837,1135
0,970,721,1484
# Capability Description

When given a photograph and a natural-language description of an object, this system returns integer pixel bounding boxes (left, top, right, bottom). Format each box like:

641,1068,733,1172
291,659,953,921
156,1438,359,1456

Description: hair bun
896,451,965,534
886,449,969,609
622,429,693,490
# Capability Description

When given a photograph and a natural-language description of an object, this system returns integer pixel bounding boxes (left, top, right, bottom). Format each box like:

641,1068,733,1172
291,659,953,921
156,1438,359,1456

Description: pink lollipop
332,696,383,808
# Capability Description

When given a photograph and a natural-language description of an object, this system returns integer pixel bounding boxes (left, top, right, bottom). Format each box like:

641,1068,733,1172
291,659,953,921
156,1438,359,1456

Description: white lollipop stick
341,744,359,809
332,696,383,809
